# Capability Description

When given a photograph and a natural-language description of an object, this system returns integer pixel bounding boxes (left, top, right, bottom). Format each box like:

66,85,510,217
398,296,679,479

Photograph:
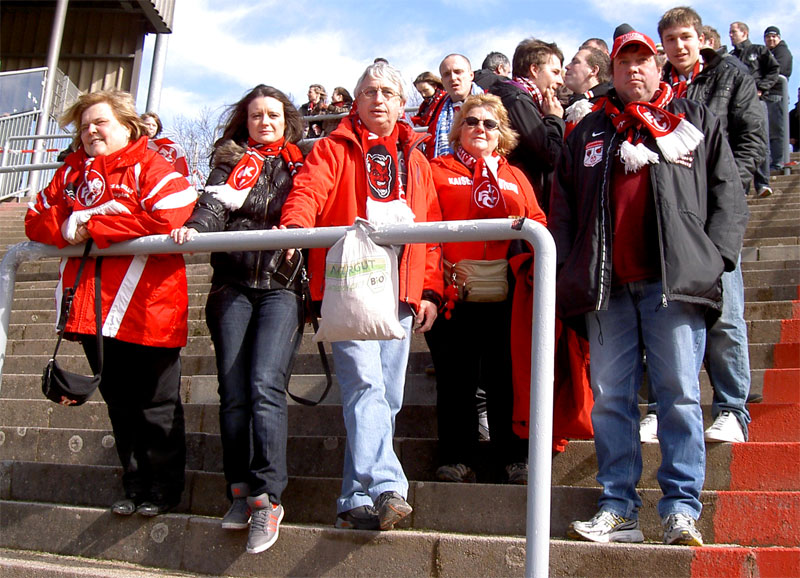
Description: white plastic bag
313,219,405,342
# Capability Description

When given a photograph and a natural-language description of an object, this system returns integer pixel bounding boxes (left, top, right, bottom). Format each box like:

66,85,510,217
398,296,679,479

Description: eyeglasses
359,87,399,100
464,116,500,130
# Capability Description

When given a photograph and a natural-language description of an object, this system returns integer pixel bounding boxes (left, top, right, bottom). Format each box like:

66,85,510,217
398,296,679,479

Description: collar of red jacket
65,136,149,170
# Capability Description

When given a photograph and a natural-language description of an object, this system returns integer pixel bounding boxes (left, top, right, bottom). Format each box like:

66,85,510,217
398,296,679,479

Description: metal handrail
0,219,556,578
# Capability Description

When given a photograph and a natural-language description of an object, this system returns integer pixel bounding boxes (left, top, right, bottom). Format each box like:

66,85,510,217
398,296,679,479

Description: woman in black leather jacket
170,85,304,554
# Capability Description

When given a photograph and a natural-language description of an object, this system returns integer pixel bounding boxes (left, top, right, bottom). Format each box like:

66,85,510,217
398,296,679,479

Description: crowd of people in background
25,4,794,558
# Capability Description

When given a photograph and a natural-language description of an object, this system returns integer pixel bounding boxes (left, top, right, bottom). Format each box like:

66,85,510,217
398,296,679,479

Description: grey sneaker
375,491,412,530
245,494,284,554
335,505,380,530
436,463,477,483
567,510,644,543
222,483,250,529
505,462,528,485
662,512,703,546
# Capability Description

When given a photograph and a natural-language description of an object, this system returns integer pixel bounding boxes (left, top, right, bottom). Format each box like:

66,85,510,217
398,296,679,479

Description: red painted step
748,404,800,442
712,491,800,547
730,443,800,490
692,546,800,578
763,369,800,403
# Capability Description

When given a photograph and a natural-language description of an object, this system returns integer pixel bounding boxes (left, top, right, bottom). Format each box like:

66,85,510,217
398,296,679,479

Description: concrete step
1,466,799,548
0,547,207,577
13,501,797,578
0,417,796,486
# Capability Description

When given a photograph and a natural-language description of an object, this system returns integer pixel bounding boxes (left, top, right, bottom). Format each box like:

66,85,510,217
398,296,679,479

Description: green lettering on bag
326,257,387,279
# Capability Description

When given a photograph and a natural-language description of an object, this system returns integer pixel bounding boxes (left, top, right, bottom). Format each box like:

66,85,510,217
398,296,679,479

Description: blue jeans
205,283,303,504
754,100,771,191
332,303,413,514
586,280,706,520
705,257,751,438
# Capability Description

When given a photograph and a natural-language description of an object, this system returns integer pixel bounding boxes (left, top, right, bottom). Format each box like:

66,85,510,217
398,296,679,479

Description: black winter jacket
184,140,301,291
662,48,767,191
769,40,793,79
731,39,781,96
489,79,565,213
548,93,749,320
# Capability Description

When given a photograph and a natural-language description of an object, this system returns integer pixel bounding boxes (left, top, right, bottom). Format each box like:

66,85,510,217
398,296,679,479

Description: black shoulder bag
281,251,333,406
41,241,104,406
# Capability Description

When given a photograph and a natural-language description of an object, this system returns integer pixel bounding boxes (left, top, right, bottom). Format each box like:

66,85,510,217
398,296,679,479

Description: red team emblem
584,140,603,167
473,180,500,208
77,168,106,207
232,154,261,190
157,143,178,164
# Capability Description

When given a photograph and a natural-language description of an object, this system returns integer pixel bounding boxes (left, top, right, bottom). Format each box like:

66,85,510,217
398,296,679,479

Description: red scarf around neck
455,146,508,219
353,118,405,202
511,76,544,111
668,60,703,98
208,138,303,211
603,82,704,172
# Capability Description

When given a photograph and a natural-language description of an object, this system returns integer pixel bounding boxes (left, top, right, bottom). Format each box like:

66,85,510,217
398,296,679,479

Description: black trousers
81,336,186,502
425,298,527,473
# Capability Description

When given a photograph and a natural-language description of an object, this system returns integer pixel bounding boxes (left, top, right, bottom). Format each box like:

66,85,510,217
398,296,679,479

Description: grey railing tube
0,218,556,578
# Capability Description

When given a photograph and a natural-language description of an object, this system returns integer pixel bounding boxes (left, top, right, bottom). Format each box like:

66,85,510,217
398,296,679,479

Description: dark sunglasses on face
464,116,499,130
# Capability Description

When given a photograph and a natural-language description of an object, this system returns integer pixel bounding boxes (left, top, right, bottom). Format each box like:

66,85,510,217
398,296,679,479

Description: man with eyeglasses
281,61,443,532
490,38,566,213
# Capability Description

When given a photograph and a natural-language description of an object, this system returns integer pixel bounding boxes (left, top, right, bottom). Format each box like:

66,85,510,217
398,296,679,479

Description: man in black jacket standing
552,28,747,547
490,38,565,213
764,26,793,170
730,21,780,193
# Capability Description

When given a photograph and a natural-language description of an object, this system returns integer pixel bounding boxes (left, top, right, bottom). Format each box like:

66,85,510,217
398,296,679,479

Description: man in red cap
549,28,747,546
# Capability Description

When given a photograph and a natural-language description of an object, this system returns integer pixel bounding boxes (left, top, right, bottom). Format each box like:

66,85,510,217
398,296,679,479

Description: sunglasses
464,116,499,130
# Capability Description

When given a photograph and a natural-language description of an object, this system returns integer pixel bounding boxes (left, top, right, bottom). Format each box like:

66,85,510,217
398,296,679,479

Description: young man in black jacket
490,39,565,213
764,26,793,170
636,7,768,445
730,21,781,190
552,28,748,548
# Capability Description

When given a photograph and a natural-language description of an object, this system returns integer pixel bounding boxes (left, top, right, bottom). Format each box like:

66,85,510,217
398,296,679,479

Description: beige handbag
445,258,509,302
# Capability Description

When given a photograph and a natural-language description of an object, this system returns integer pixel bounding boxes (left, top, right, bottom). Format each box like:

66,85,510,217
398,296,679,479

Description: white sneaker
639,413,659,443
704,411,745,443
662,512,703,546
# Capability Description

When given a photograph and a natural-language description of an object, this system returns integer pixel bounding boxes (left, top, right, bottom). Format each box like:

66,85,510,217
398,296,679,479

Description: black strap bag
41,241,104,406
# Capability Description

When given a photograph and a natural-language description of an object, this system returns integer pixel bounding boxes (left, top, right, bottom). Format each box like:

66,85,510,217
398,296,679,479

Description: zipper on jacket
648,156,670,310
251,164,273,286
596,132,617,311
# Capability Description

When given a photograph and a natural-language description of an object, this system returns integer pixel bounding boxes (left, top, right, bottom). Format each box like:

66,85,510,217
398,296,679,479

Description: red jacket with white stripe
148,137,190,177
25,137,198,348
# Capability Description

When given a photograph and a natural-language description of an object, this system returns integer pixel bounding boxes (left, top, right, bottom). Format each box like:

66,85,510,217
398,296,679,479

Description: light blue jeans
586,280,706,520
704,258,751,438
332,304,413,514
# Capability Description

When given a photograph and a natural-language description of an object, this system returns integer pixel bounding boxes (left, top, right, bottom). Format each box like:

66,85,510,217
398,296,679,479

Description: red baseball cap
610,30,658,60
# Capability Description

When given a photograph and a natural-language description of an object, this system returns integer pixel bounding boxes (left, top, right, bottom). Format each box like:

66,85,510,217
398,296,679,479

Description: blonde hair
60,90,146,151
449,93,519,157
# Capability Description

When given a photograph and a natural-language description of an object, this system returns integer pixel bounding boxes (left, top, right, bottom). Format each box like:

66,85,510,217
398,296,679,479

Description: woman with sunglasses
426,93,547,484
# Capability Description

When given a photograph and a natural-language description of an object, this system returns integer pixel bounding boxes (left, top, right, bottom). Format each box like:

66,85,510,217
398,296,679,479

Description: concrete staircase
0,157,798,577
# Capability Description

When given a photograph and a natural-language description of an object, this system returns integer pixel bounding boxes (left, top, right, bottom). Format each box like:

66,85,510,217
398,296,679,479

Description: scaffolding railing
0,219,556,578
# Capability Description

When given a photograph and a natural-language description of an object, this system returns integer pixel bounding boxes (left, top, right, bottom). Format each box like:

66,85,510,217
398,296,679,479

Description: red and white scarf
604,82,704,173
455,146,508,219
208,138,303,210
668,60,703,98
511,76,544,111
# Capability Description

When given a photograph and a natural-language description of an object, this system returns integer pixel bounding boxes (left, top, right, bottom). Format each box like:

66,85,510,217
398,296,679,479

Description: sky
135,0,800,131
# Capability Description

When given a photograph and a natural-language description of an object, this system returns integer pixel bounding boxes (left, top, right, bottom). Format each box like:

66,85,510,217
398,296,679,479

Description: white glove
61,200,131,243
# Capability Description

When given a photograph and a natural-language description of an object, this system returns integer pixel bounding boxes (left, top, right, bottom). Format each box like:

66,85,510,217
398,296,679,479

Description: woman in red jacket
427,93,547,484
25,90,197,517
